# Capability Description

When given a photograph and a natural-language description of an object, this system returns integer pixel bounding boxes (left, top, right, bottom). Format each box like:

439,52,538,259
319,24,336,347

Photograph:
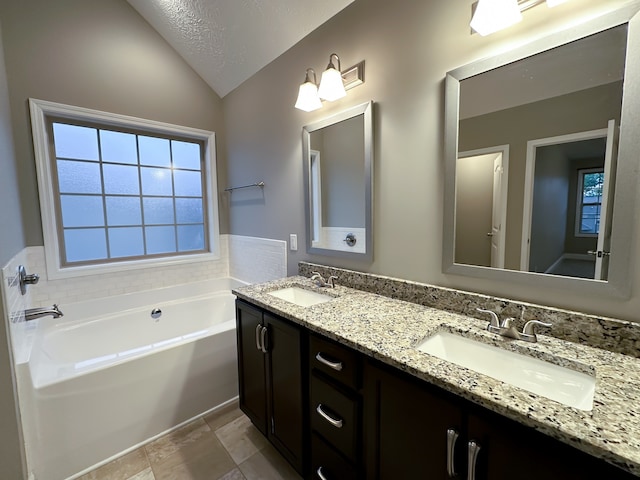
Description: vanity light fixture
295,68,322,112
470,0,572,36
318,53,347,102
295,57,365,112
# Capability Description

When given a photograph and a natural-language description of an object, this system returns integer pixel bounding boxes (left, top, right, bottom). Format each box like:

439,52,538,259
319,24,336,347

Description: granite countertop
233,276,640,477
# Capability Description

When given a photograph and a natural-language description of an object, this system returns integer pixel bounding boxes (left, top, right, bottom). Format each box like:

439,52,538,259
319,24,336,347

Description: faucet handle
522,320,552,336
476,308,500,328
501,317,515,329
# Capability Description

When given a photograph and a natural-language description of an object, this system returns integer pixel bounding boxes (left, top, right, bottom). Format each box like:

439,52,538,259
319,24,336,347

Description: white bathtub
17,278,244,480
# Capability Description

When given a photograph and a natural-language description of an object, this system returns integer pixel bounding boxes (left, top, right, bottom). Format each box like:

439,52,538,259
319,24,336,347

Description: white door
593,119,618,280
490,156,504,268
456,145,508,268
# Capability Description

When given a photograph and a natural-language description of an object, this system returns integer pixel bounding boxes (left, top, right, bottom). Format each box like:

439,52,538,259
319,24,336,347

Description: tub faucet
24,304,64,321
311,272,337,288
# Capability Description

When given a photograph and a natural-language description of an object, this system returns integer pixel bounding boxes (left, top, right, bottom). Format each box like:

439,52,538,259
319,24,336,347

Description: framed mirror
443,5,640,297
302,101,373,260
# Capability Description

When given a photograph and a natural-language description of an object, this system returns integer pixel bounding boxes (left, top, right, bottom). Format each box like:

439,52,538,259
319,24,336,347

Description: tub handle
255,324,262,352
260,325,268,353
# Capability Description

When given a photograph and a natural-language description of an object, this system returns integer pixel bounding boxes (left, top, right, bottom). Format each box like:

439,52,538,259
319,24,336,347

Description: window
576,168,604,236
30,99,219,278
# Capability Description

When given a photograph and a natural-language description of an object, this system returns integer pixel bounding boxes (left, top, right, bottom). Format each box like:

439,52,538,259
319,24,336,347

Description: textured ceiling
127,0,354,97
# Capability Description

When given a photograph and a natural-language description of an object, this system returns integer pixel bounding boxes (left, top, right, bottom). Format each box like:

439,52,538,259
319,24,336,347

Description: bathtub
17,278,244,480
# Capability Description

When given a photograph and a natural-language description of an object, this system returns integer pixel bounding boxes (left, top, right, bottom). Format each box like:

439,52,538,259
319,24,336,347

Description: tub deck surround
233,276,640,477
298,262,640,358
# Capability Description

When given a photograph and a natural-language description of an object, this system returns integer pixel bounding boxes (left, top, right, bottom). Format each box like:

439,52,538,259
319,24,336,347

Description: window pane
173,170,202,197
60,195,104,227
172,140,201,170
57,160,102,194
64,228,107,262
145,226,176,254
53,123,99,161
106,196,141,226
108,227,144,258
175,198,203,224
100,130,138,165
141,167,173,196
177,224,205,252
139,136,171,167
143,197,174,224
103,164,140,195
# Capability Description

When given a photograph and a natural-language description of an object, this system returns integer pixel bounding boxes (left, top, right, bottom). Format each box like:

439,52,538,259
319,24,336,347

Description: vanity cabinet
309,333,363,480
235,300,306,474
363,359,637,480
236,299,636,479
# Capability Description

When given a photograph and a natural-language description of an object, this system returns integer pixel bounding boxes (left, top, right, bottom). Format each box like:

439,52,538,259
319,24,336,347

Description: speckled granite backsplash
299,262,640,358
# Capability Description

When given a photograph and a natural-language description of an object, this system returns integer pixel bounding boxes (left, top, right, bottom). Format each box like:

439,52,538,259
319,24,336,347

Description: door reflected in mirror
303,101,373,260
455,24,626,281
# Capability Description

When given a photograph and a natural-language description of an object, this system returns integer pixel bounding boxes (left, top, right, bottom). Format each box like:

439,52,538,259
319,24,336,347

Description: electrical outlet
289,234,298,251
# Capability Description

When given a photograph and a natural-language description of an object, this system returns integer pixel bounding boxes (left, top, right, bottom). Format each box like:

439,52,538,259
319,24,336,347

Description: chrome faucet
24,304,64,321
476,308,551,343
311,272,338,288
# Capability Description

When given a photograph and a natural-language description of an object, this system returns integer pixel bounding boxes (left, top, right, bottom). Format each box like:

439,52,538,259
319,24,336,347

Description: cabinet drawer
311,432,357,480
310,334,360,390
311,374,359,461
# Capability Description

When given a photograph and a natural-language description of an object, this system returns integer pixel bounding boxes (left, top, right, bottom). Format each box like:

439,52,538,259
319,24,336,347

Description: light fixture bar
342,61,365,91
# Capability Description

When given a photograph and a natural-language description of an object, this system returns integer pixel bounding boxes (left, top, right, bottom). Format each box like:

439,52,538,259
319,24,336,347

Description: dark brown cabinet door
264,313,305,473
236,301,267,435
467,409,638,480
364,360,464,480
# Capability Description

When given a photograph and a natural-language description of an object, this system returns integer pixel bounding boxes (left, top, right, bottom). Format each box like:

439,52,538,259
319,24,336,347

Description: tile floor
78,402,302,480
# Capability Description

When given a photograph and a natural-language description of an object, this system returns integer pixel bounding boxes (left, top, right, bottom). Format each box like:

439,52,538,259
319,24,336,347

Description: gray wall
318,116,365,228
0,0,229,246
223,0,640,321
529,146,571,273
0,21,27,480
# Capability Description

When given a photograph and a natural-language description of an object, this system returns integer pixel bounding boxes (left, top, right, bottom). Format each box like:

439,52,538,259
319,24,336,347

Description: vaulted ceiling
127,0,355,98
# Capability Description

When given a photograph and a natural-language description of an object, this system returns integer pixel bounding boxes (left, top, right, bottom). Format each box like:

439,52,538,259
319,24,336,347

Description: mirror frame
443,5,640,298
302,101,374,260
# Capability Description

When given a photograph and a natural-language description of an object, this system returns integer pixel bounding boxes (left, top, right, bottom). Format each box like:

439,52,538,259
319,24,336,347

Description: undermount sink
268,286,334,307
416,331,595,411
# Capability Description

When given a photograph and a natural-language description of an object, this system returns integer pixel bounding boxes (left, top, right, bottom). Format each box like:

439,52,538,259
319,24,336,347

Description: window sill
44,250,221,280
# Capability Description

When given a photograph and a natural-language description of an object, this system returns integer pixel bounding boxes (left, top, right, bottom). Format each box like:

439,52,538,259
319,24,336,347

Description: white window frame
29,98,220,280
575,167,604,238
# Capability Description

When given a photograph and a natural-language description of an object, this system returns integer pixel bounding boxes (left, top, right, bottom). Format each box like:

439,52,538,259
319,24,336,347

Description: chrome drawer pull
255,324,262,351
467,440,481,480
316,404,343,428
315,352,343,371
316,466,328,480
446,428,459,478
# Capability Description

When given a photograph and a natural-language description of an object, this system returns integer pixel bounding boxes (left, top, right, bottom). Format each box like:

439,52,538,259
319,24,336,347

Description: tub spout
24,304,64,321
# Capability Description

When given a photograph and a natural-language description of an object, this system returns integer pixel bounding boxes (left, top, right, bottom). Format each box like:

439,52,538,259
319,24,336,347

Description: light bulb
470,0,522,36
